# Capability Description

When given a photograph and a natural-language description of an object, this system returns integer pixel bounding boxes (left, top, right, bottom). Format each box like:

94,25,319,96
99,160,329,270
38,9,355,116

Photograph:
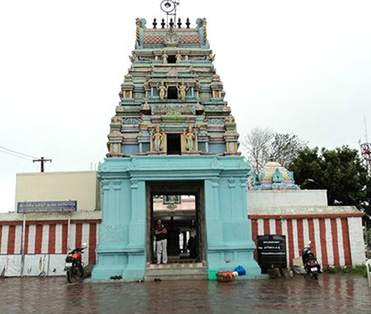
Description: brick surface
0,274,370,313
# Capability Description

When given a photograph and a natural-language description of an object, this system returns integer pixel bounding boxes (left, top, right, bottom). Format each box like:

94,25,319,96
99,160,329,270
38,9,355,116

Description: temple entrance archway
146,181,205,264
92,155,263,281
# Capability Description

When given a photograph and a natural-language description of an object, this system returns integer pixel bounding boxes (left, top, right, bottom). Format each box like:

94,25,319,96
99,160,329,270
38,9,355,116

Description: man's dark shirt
155,224,167,241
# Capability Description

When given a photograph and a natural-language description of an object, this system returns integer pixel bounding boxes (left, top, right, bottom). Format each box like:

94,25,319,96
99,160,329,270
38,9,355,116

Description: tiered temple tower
92,16,262,281
106,17,240,158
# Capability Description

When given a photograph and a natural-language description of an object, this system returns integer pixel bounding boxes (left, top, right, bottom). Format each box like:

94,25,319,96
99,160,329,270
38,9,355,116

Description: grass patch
327,265,367,276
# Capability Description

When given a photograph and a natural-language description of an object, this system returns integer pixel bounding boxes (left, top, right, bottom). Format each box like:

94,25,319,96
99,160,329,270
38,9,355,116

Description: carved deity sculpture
158,82,166,100
162,51,168,64
165,27,178,46
176,51,182,63
152,125,163,151
184,125,196,151
179,82,187,100
195,80,200,98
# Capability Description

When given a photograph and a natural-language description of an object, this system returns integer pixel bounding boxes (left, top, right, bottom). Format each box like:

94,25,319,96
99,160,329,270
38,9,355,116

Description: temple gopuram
91,14,262,281
107,18,239,157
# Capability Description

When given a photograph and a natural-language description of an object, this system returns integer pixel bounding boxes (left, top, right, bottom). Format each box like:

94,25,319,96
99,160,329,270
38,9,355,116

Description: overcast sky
0,0,370,212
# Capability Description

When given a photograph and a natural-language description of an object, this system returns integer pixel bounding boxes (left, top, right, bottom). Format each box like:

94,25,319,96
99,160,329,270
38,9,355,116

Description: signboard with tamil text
257,235,287,269
17,201,77,213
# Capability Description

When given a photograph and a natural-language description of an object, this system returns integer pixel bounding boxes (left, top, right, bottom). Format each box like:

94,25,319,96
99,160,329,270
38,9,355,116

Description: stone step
147,262,204,269
144,263,208,281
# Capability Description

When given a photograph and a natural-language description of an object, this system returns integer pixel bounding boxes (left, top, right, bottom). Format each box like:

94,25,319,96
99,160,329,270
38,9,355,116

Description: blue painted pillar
204,177,223,246
92,177,129,279
205,161,262,278
122,179,146,279
92,161,147,281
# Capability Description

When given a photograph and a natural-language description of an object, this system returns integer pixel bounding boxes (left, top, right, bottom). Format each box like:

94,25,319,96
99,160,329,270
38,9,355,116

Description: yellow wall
15,171,100,211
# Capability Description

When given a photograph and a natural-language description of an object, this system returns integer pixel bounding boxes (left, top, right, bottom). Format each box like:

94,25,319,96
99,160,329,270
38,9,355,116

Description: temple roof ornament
160,0,180,28
253,159,300,190
165,27,179,46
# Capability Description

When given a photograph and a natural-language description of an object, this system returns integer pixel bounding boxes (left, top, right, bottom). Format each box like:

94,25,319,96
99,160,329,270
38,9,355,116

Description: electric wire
0,145,37,159
0,149,33,161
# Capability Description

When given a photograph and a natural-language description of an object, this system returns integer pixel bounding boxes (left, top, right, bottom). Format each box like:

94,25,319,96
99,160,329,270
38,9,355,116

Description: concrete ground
0,274,370,313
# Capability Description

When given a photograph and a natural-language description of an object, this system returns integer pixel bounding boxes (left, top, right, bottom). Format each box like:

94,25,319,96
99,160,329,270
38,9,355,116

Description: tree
289,146,371,214
242,128,306,173
271,133,306,168
242,128,273,173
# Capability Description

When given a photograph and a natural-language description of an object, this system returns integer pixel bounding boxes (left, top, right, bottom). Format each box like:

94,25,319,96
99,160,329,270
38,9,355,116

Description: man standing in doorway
154,219,168,264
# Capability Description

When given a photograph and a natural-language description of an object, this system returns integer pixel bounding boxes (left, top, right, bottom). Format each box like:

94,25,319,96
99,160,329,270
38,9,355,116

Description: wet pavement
0,274,370,314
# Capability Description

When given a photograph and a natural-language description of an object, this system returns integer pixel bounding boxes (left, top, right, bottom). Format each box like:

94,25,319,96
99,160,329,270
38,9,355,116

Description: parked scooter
302,241,322,280
65,243,87,283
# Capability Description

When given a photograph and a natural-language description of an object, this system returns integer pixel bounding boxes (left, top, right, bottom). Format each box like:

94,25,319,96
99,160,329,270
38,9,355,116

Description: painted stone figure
158,82,166,100
179,83,187,100
162,51,168,63
152,125,163,151
176,51,182,63
185,125,196,151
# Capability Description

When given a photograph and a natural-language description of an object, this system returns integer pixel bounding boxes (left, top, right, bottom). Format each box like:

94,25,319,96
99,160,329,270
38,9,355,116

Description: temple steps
144,263,208,281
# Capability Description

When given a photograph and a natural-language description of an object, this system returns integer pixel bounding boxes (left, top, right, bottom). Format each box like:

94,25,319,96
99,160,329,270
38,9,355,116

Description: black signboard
257,235,287,269
17,201,77,213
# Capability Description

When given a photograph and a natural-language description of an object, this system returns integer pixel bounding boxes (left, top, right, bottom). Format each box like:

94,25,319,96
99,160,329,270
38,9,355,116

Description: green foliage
289,146,371,215
327,265,367,276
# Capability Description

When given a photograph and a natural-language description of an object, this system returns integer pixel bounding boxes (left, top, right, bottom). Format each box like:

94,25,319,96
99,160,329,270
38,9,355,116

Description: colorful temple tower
91,14,262,281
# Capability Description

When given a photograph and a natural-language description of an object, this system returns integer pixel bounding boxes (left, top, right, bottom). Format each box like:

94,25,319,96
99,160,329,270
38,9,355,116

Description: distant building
0,171,101,277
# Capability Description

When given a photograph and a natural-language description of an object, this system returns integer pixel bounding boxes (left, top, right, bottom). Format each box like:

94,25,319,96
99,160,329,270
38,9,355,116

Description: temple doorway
146,181,205,264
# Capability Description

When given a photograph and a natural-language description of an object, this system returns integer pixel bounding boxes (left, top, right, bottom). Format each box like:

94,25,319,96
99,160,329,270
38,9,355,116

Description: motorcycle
65,244,86,283
302,241,322,280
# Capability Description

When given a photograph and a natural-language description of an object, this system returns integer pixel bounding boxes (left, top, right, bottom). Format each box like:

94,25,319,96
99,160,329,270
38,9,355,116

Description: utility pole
33,156,52,172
